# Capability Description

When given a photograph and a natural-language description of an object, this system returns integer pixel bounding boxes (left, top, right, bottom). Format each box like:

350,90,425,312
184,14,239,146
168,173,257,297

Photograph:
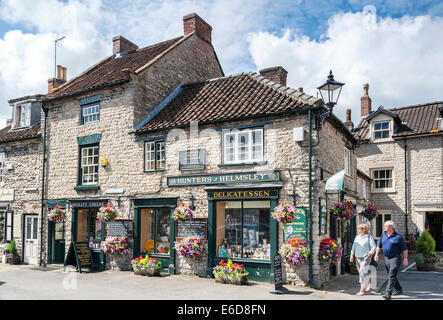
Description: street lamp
315,70,345,130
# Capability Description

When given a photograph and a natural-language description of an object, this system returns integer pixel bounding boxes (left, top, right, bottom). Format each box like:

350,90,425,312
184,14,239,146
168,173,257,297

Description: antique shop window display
216,201,270,260
140,208,170,254
77,209,102,248
223,128,263,164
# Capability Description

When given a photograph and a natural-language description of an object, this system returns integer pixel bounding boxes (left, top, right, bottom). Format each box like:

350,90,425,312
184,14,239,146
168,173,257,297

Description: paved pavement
0,255,442,300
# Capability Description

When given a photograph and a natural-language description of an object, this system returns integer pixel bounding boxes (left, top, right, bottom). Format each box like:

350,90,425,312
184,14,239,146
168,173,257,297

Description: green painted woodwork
270,198,278,283
46,199,68,210
76,133,101,146
74,185,100,191
78,94,102,106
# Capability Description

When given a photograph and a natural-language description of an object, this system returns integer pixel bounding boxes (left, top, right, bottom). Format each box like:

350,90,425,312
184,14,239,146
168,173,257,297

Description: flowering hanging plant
212,259,249,279
360,204,378,221
97,204,117,222
172,203,193,222
47,206,66,222
318,238,342,265
175,238,205,258
331,200,356,221
271,202,299,223
280,239,310,266
131,254,161,271
101,237,131,256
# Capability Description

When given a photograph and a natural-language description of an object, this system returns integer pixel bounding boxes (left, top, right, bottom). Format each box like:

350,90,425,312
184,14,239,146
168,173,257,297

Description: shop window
216,200,270,260
140,208,170,254
1,209,13,243
374,212,392,238
144,140,165,171
223,128,263,164
79,144,99,185
77,209,102,248
372,168,394,192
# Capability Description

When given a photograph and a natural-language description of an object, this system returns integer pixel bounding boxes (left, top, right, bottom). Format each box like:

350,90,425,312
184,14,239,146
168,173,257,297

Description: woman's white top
351,234,376,258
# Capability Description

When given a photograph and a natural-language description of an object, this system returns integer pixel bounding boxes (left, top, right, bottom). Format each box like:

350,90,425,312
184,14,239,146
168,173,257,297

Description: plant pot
215,274,247,285
416,258,438,271
8,255,20,265
133,267,160,276
109,254,132,271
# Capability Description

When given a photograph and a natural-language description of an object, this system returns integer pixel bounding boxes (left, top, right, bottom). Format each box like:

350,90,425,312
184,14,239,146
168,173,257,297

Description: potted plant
101,237,132,270
212,259,249,285
175,238,205,259
271,202,299,224
331,200,356,231
415,231,442,271
6,240,20,265
359,204,378,221
131,254,161,276
47,206,66,222
280,239,310,266
171,203,193,222
97,204,118,222
318,238,343,266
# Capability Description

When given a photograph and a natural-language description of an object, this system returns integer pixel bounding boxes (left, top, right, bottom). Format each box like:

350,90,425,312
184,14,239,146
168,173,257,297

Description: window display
216,201,270,260
77,208,102,248
140,208,170,254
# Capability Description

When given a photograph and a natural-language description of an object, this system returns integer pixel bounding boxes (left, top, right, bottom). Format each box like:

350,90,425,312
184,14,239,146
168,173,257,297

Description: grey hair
384,220,395,229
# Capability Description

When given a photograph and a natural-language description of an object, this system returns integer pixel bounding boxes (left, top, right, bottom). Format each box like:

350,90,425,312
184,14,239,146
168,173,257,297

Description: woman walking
350,224,376,296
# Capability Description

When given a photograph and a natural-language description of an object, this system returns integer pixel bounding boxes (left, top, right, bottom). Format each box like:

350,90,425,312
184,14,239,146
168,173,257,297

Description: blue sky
0,0,443,126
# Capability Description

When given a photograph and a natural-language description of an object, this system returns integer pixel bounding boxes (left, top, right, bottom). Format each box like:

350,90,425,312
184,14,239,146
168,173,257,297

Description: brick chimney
259,66,288,86
6,118,12,127
112,35,138,55
361,83,372,117
48,65,67,93
183,13,212,44
344,108,354,131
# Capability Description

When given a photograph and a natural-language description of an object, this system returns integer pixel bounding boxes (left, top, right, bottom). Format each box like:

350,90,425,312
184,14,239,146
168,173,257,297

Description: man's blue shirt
377,231,408,257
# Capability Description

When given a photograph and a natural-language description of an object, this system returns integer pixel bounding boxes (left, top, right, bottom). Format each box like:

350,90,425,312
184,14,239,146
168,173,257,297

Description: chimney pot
361,83,372,117
346,108,351,121
344,108,354,131
183,13,212,43
112,35,138,56
48,65,67,93
259,66,288,86
298,87,303,93
6,118,12,127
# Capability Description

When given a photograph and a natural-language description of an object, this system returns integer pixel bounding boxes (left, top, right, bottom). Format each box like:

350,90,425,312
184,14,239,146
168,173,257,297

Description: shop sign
107,220,133,238
319,198,328,235
64,241,93,273
70,200,107,208
283,207,307,243
167,170,280,187
176,218,207,239
207,189,278,200
0,189,14,201
179,149,206,171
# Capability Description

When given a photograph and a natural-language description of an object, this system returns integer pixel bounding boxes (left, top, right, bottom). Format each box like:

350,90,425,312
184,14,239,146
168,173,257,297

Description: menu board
107,220,133,238
283,207,307,243
176,218,207,239
273,254,283,290
319,198,328,235
64,241,93,273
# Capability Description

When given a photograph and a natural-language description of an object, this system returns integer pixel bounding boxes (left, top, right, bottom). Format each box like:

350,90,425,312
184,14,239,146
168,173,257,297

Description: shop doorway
49,221,65,263
23,215,38,264
427,212,443,251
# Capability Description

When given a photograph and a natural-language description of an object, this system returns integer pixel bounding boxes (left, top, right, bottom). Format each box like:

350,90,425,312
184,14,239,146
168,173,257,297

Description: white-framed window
0,153,4,184
344,147,352,176
372,212,392,238
362,181,367,200
223,128,263,164
371,168,394,192
80,145,99,185
144,140,165,171
12,104,31,128
372,121,391,141
82,103,100,124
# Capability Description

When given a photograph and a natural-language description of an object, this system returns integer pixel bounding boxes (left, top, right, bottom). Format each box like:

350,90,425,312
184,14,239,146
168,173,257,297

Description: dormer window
12,104,31,128
372,121,391,141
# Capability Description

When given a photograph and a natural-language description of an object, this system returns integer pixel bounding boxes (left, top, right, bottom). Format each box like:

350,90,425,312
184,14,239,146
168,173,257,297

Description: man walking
374,220,408,300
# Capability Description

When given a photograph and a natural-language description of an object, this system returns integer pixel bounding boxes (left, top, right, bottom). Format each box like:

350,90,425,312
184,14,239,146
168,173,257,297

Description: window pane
216,201,242,258
381,122,389,129
26,217,32,239
242,204,270,260
140,209,154,253
155,208,170,254
33,217,38,239
385,214,391,221
55,222,65,240
379,170,385,179
382,131,389,138
376,215,383,237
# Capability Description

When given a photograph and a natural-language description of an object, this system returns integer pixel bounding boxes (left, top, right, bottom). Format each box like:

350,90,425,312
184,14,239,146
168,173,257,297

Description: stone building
0,94,43,264
353,84,443,249
40,13,223,266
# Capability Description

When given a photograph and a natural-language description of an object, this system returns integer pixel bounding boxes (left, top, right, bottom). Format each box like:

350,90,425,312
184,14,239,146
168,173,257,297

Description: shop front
205,185,281,283
47,200,68,264
133,197,177,274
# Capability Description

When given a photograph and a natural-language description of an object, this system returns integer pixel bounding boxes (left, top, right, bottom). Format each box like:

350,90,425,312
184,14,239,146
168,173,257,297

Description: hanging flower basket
131,255,161,276
48,206,66,222
101,237,131,256
280,239,310,266
271,202,299,224
212,259,249,285
172,203,193,222
331,200,356,221
97,204,117,222
360,204,378,221
175,238,205,259
318,238,342,266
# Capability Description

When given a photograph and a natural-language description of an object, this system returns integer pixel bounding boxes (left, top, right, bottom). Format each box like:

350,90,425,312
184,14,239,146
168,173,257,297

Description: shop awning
325,170,345,191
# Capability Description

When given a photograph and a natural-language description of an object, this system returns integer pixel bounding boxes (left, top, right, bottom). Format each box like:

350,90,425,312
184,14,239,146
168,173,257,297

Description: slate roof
43,36,184,101
353,101,443,140
0,124,41,143
135,72,322,133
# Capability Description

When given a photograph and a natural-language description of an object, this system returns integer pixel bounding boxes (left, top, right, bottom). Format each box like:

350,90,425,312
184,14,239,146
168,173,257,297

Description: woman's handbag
368,236,378,267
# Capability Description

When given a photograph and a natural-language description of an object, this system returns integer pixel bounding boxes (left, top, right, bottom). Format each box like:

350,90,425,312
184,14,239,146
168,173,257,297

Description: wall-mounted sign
176,218,207,239
319,198,328,235
283,207,307,243
0,189,14,202
70,200,107,208
107,219,133,238
179,149,206,171
207,189,279,200
167,170,280,187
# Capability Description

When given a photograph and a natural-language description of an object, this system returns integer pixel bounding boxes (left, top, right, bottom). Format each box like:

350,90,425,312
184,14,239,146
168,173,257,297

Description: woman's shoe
356,291,365,296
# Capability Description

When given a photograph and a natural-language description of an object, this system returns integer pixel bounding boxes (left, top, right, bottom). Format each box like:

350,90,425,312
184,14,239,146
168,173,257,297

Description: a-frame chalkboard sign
63,241,93,273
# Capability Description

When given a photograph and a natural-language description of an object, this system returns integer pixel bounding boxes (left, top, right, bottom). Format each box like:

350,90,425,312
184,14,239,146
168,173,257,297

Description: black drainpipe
404,137,409,237
39,103,48,267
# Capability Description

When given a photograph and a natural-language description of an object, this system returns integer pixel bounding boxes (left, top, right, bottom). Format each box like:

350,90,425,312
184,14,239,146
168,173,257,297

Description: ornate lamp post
315,70,345,130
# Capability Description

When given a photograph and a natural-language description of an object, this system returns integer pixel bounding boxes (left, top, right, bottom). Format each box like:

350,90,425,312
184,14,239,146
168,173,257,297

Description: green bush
416,231,435,256
6,240,18,256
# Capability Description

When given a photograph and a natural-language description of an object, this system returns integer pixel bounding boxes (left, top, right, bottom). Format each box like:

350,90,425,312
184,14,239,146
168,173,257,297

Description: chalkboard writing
64,241,93,273
176,218,207,239
107,220,133,237
274,254,283,290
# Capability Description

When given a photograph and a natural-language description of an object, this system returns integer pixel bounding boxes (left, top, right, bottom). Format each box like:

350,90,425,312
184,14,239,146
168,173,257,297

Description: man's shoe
382,292,391,300
392,289,403,295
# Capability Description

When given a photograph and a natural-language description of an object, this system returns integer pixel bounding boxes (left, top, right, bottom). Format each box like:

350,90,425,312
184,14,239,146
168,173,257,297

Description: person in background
350,224,376,296
374,220,408,300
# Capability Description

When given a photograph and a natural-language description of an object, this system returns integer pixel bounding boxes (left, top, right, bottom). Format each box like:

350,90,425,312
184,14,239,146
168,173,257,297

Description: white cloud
248,6,443,124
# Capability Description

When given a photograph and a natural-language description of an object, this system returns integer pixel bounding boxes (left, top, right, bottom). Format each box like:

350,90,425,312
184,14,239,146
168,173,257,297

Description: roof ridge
389,100,443,112
135,36,184,53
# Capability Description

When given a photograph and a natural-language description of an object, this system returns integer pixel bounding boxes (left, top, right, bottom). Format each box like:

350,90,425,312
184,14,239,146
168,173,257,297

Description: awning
325,170,345,191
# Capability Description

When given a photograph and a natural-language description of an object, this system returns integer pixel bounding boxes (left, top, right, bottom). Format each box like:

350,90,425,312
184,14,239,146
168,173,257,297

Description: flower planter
109,254,132,271
7,255,21,265
215,274,247,285
416,258,438,271
133,267,160,276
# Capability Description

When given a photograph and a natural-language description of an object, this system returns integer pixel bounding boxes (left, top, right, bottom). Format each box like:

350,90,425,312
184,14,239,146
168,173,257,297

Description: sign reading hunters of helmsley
167,170,280,186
